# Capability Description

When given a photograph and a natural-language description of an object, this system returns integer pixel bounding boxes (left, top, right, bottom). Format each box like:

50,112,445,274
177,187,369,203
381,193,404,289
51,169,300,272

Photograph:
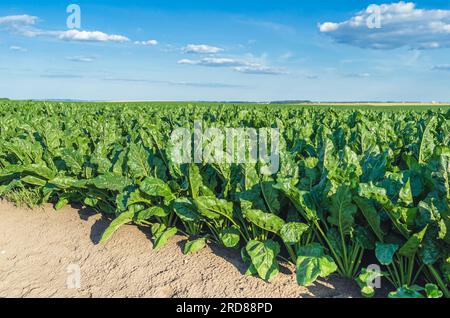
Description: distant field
2,100,450,115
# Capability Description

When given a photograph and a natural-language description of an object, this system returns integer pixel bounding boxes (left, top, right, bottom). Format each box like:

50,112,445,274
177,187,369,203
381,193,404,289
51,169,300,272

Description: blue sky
1,0,450,101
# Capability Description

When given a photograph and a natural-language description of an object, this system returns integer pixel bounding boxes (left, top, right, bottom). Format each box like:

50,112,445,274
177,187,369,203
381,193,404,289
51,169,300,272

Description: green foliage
1,100,449,297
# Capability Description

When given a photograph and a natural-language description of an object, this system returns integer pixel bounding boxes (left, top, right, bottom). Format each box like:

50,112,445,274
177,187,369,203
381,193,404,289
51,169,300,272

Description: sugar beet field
0,101,449,298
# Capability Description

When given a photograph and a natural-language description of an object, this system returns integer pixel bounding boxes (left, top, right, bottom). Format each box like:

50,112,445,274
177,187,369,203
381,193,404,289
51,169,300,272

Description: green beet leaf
218,226,241,248
375,242,399,265
184,237,207,255
245,240,280,281
296,243,337,286
100,210,135,244
244,209,285,234
140,177,175,202
279,222,309,245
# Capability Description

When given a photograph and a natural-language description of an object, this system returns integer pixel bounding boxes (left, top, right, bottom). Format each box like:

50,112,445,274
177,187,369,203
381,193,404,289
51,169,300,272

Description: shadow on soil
67,204,366,298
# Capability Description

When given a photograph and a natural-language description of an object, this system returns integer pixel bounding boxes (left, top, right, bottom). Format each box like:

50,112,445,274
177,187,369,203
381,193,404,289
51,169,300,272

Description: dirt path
0,201,360,298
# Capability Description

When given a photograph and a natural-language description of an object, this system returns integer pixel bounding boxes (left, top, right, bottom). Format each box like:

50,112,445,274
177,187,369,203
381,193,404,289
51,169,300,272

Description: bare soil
0,201,360,298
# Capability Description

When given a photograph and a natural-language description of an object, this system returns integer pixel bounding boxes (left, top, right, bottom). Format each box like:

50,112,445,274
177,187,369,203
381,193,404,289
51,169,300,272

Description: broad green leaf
218,226,241,248
279,222,309,245
48,176,87,189
244,209,285,234
355,226,376,250
153,226,177,251
245,240,280,281
327,186,357,235
100,210,134,243
398,178,413,207
61,148,84,174
55,196,69,210
274,181,318,222
151,223,167,238
296,243,337,286
127,143,150,179
187,164,203,198
21,175,46,186
84,196,98,207
136,206,168,220
140,177,174,200
420,236,440,265
172,198,202,222
260,180,280,214
89,175,131,192
22,164,56,180
375,242,399,265
354,196,384,241
398,226,428,258
184,237,207,255
194,196,233,220
418,117,437,164
241,246,258,276
434,153,450,200
358,183,389,204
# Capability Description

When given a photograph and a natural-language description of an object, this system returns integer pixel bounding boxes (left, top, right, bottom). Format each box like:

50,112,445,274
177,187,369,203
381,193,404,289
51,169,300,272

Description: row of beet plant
0,101,449,298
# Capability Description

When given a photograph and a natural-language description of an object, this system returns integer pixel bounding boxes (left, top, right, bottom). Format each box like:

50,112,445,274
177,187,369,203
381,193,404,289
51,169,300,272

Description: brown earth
0,201,361,298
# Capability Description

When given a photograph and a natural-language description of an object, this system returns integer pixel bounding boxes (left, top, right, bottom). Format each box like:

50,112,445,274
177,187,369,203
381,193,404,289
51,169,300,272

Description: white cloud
0,14,39,37
342,72,371,78
9,45,27,52
178,57,245,67
0,14,38,26
233,65,287,75
66,55,96,62
56,30,129,42
318,2,450,49
135,39,158,46
0,14,129,43
178,56,287,75
182,44,223,54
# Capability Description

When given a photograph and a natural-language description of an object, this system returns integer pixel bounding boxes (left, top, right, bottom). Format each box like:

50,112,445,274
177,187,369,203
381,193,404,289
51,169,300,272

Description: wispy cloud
178,56,287,75
319,2,450,50
135,39,158,46
178,57,244,67
342,72,371,78
233,65,287,75
0,14,129,43
66,55,96,62
182,44,223,54
40,73,84,79
103,77,245,88
9,45,27,52
0,14,38,26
